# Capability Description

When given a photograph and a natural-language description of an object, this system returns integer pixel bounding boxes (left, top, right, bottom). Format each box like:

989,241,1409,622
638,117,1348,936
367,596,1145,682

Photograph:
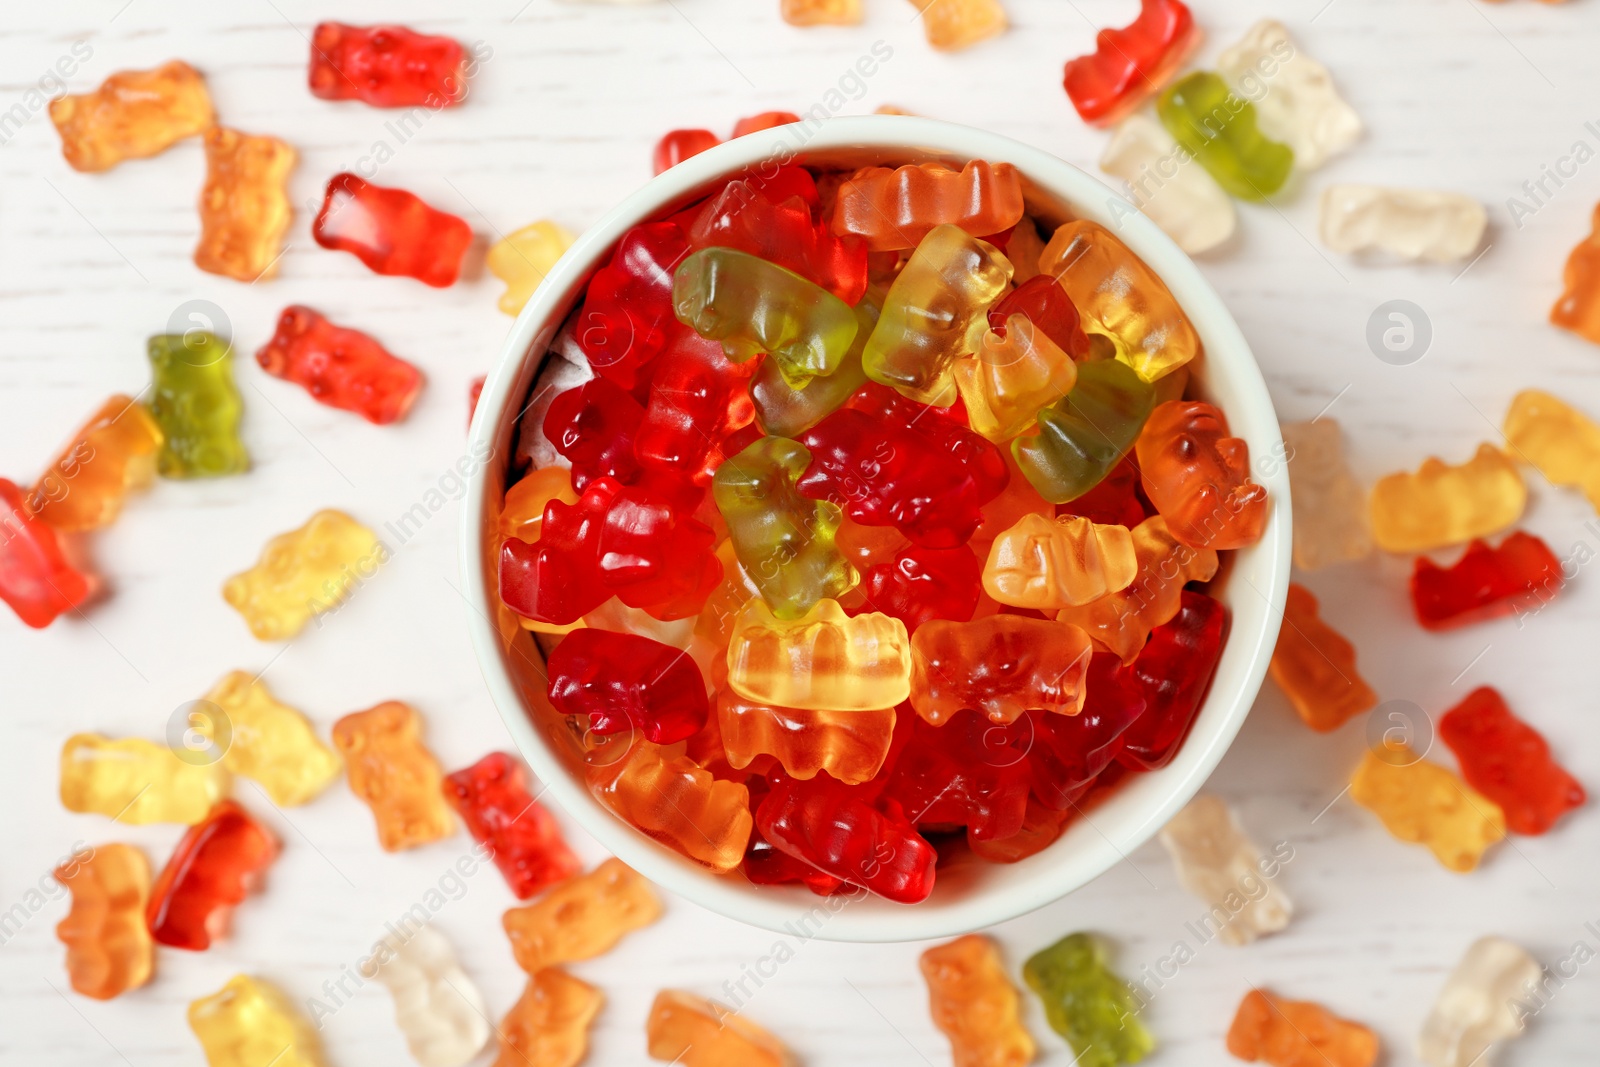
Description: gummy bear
369,925,491,1067
1279,419,1372,571
26,395,161,532
53,843,154,1000
1100,115,1236,255
313,173,472,287
147,332,248,479
195,127,296,282
1439,687,1584,836
726,597,912,711
831,161,1025,252
988,274,1092,356
49,60,213,172
543,378,644,488
1157,795,1292,946
1368,445,1525,553
444,752,581,898
574,221,690,389
1551,202,1600,344
717,690,896,784
1410,533,1563,630
223,510,382,640
59,733,228,825
493,968,603,1067
256,306,424,425
1058,456,1148,529
1029,652,1146,809
1502,389,1600,510
332,702,455,851
635,325,764,486
147,800,278,950
1226,988,1379,1067
308,22,468,108
1117,590,1226,769
859,544,982,631
1318,186,1487,263
782,0,863,24
0,479,95,628
201,671,341,807
1158,72,1294,200
1014,358,1156,504
911,0,1008,52
910,615,1093,724
886,710,1032,841
1136,400,1269,550
1023,932,1154,1067
1268,584,1377,732
646,989,792,1067
1350,744,1506,872
1062,0,1199,127
652,128,721,174
982,512,1138,610
188,974,325,1067
1216,20,1361,171
502,858,662,973
955,315,1080,443
547,629,710,744
1417,937,1541,1067
752,301,875,437
921,935,1036,1067
689,174,868,304
586,739,752,872
488,221,576,316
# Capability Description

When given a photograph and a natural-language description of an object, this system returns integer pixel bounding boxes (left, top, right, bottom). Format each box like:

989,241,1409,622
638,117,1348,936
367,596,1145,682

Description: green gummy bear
1023,933,1154,1067
147,332,248,479
750,298,877,438
1013,358,1155,504
1157,71,1293,201
713,436,857,620
673,247,859,389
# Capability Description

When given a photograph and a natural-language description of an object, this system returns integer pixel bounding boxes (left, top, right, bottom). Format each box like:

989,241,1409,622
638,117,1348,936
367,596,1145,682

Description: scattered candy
912,0,1008,52
1227,988,1379,1067
1318,186,1487,262
313,173,472,287
489,221,577,315
1410,533,1563,630
1502,388,1600,510
1158,795,1292,945
222,509,381,640
49,60,213,172
147,800,278,950
147,332,248,479
1137,400,1269,550
1216,20,1361,170
781,0,863,26
1100,114,1236,254
444,751,581,898
1350,744,1506,872
371,925,491,1067
1158,72,1294,201
1024,932,1154,1067
920,935,1034,1067
256,306,424,425
26,395,161,532
189,974,324,1067
493,968,603,1067
59,733,227,825
308,22,468,108
652,128,722,174
832,161,1024,252
195,127,296,282
1417,936,1541,1067
586,739,752,871
646,989,792,1067
502,858,662,974
1,478,95,628
1063,0,1199,127
1279,419,1372,570
332,701,455,851
1439,686,1584,835
201,671,341,807
1551,201,1600,344
1269,583,1378,732
1368,445,1525,553
53,843,154,1000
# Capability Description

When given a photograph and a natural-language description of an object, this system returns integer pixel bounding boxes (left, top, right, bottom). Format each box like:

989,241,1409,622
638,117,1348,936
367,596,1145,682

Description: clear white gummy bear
371,925,491,1067
1418,937,1543,1067
1318,185,1487,262
1100,114,1236,255
1158,794,1293,946
1217,19,1362,171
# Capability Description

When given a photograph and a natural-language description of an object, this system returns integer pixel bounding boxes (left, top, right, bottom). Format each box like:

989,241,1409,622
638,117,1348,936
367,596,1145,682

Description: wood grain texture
1,1,1597,1064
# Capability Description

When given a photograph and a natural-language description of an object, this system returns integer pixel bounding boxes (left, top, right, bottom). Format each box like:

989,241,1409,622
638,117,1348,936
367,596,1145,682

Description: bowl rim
461,115,1291,943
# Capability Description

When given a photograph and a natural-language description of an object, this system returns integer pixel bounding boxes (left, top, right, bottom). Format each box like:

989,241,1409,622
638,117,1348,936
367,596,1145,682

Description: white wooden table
2,1,1597,1064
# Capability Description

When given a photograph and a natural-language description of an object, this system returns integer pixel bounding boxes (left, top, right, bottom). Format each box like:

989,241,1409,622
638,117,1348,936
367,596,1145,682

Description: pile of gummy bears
6,2,1599,1067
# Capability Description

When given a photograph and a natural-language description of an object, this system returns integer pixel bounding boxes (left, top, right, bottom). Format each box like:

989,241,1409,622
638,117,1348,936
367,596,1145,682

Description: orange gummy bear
54,843,154,1000
1136,400,1268,550
586,741,752,872
1269,584,1378,732
717,690,896,784
982,512,1138,610
502,858,661,974
49,60,213,172
331,702,455,851
492,968,603,1067
1227,988,1379,1067
1552,201,1600,345
195,126,297,282
831,160,1025,251
911,615,1093,724
910,0,1009,52
27,395,161,531
646,989,792,1067
781,0,863,24
921,934,1036,1067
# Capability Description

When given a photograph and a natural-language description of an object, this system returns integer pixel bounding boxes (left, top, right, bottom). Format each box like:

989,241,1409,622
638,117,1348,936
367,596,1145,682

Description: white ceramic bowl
461,117,1291,943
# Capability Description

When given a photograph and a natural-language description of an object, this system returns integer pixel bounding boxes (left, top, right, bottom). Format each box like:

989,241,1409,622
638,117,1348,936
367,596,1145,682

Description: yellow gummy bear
953,315,1079,442
223,509,383,640
189,974,326,1067
983,512,1138,610
1350,744,1506,872
1368,444,1525,553
201,671,340,807
1503,389,1600,511
726,598,911,712
488,221,577,317
60,734,228,825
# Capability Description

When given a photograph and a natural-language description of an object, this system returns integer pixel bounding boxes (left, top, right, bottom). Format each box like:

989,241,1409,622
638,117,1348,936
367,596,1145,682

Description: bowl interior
461,117,1291,942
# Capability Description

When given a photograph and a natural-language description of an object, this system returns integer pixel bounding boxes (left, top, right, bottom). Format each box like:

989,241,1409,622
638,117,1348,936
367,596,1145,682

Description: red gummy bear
1062,0,1200,127
256,306,423,425
543,379,644,488
1117,590,1226,771
1410,532,1564,631
635,326,760,485
0,478,94,628
799,384,1009,548
312,173,472,287
756,773,937,904
547,629,710,745
885,711,1031,842
1440,687,1585,835
988,276,1091,358
1030,651,1147,809
1058,456,1149,529
860,545,982,632
146,800,278,951
574,221,691,390
743,833,848,896
653,129,721,175
308,22,468,109
731,111,802,137
442,752,581,898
